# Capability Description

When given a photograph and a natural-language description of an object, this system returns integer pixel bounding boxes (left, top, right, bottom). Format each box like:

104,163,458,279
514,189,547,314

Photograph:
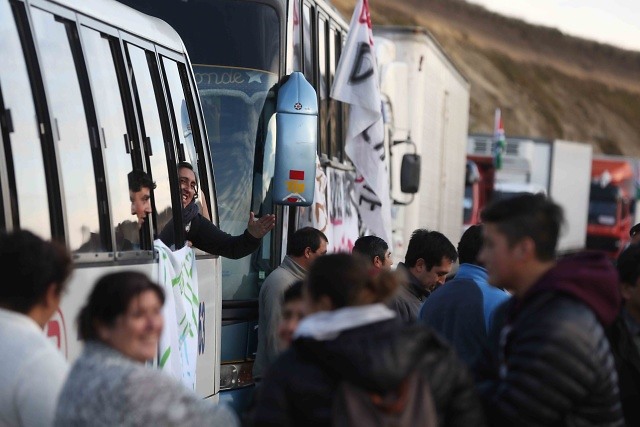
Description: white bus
116,0,352,410
0,0,238,400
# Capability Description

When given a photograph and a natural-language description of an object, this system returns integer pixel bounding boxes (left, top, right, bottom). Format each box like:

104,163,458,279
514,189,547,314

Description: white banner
331,0,391,244
155,240,199,391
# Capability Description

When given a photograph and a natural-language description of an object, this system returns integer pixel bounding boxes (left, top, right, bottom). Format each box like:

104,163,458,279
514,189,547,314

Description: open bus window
30,7,102,253
126,44,173,237
0,3,51,238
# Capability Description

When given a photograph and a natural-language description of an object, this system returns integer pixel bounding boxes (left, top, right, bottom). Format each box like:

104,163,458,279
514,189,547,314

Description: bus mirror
400,153,420,194
273,72,318,206
465,160,481,185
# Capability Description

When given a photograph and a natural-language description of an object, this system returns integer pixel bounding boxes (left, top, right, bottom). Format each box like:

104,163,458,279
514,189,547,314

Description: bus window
302,3,314,86
328,26,337,159
0,3,50,238
291,0,302,71
317,16,328,156
81,27,137,252
160,57,208,217
126,45,174,236
30,7,103,252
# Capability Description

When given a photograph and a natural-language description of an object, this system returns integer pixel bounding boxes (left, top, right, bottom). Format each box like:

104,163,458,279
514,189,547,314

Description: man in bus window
159,162,275,258
129,170,156,228
0,230,73,427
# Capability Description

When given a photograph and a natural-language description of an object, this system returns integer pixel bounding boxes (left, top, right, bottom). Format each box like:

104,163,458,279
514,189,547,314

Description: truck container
468,135,592,254
374,26,470,261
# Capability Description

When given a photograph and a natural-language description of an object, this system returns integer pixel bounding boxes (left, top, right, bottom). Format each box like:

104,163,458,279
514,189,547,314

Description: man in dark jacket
419,224,509,375
388,229,457,323
478,193,624,426
159,162,275,258
607,243,640,425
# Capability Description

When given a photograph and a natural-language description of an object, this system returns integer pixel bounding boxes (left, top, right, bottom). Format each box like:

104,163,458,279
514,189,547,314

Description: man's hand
247,212,276,238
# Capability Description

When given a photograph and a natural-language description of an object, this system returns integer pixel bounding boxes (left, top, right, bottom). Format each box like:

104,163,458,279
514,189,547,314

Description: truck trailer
468,134,592,254
374,26,470,261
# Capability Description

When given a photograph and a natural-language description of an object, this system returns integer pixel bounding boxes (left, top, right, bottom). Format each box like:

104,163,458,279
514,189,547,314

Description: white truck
468,135,593,253
374,26,470,262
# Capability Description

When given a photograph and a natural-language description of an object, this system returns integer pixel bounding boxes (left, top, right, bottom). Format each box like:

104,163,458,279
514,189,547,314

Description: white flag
331,0,391,244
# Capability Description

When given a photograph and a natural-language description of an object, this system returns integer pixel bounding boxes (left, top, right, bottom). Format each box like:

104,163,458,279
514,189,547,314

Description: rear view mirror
400,153,420,194
273,72,318,206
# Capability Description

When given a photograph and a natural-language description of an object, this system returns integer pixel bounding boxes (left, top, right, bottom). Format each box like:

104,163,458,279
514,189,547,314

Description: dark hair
128,170,156,193
178,161,198,200
0,230,72,313
284,280,304,304
630,223,640,238
404,229,458,269
617,243,640,287
78,272,165,341
287,227,328,257
481,193,563,261
353,235,388,264
458,225,483,265
306,253,399,309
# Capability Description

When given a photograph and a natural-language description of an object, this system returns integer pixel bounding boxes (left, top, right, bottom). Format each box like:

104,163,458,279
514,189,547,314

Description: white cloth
331,0,392,244
0,308,68,427
294,303,396,341
155,240,199,391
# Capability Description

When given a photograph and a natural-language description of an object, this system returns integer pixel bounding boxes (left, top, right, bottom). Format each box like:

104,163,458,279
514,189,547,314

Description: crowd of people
1,192,639,426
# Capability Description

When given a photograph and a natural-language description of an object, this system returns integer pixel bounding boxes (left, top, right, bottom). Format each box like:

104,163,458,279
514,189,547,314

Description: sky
465,0,640,52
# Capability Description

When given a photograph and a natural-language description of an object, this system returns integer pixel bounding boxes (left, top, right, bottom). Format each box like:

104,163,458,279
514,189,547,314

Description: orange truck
586,156,636,258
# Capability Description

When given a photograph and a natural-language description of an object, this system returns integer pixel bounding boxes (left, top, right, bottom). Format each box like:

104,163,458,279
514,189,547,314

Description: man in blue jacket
419,224,509,375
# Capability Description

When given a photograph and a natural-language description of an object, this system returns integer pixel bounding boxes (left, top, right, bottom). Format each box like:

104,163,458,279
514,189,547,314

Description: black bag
332,371,438,427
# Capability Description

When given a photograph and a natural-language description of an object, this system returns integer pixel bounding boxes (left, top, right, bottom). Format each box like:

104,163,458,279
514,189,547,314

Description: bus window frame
77,16,156,260
28,2,113,262
8,0,65,240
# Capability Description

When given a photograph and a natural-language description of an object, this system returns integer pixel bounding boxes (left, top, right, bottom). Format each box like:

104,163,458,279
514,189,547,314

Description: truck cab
587,157,635,258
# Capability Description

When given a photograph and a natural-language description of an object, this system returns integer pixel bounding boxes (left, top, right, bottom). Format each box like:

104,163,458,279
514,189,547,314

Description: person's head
78,272,165,363
178,162,198,208
458,225,484,266
128,170,156,226
287,227,328,269
0,230,72,326
479,193,563,294
404,229,457,291
630,223,640,246
305,253,400,313
353,235,393,270
616,243,640,321
277,280,306,350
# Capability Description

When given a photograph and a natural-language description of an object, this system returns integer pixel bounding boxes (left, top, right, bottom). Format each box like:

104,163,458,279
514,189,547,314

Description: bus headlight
220,361,254,390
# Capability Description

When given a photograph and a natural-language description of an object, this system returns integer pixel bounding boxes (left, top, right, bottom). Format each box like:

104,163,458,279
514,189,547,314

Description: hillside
331,0,640,156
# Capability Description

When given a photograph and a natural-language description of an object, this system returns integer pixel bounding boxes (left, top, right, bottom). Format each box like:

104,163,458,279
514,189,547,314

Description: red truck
463,155,495,227
586,157,636,258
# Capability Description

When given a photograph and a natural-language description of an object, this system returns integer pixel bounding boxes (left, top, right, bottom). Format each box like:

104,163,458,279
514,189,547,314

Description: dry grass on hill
331,0,640,156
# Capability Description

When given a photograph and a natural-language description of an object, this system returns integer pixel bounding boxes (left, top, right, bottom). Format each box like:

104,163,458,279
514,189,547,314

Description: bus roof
48,0,185,52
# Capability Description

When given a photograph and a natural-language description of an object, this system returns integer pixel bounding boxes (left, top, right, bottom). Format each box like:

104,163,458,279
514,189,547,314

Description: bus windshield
196,65,278,299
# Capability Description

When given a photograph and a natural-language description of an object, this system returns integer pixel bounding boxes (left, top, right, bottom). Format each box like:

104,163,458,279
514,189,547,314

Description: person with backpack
249,253,485,427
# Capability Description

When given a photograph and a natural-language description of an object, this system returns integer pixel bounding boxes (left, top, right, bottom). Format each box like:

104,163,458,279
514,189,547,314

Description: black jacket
480,252,624,427
388,263,430,323
250,318,485,427
159,213,259,259
606,312,640,426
